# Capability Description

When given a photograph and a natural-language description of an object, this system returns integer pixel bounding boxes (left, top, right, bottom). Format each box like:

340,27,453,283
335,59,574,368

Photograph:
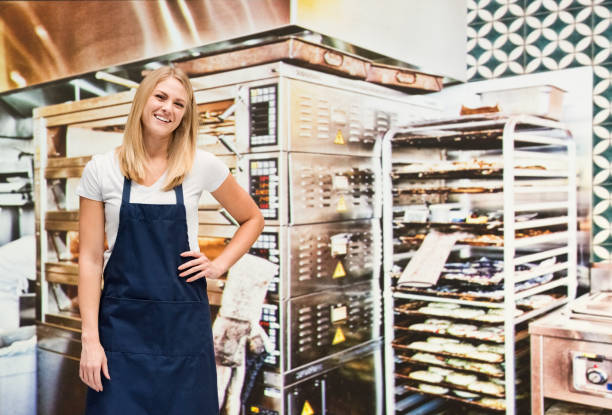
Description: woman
77,66,264,414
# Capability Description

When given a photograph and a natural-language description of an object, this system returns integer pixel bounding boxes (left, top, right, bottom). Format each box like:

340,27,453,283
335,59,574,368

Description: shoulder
187,149,230,192
89,149,119,171
193,149,229,172
194,148,221,163
78,149,120,200
82,148,122,188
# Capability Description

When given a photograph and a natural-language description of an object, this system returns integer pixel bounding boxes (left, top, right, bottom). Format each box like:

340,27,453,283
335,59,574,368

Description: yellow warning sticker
250,407,260,413
336,196,347,212
332,327,346,345
334,130,345,145
333,261,346,279
581,352,597,359
301,400,315,415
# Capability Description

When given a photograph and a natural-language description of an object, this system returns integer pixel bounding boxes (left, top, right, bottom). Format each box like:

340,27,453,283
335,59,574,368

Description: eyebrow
154,89,186,104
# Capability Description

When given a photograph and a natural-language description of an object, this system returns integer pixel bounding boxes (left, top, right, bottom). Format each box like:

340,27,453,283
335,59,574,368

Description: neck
143,135,170,161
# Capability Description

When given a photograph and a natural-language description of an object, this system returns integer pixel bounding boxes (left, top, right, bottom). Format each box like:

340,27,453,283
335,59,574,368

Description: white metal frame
381,115,577,415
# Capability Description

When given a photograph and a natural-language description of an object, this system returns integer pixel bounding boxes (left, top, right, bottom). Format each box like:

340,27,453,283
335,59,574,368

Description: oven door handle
217,134,243,172
320,378,326,413
219,208,239,226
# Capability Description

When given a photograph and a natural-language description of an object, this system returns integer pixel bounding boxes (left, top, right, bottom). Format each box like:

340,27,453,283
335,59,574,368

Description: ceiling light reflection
178,0,199,43
95,71,139,89
34,25,50,41
9,71,27,88
69,79,107,96
158,0,182,45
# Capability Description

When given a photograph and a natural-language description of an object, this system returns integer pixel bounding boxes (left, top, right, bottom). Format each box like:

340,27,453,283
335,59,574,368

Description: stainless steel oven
190,62,438,157
193,62,438,414
213,220,381,300
199,152,380,226
246,340,384,415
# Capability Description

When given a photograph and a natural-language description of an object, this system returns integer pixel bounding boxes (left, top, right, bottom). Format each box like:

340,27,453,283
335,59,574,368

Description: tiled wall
467,0,612,263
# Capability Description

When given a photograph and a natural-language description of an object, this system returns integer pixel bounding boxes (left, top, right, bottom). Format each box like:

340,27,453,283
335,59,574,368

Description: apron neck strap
122,177,132,204
121,177,184,205
174,185,184,205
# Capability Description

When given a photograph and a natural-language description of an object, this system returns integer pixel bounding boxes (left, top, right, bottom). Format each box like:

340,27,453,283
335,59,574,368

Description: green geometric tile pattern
467,0,612,262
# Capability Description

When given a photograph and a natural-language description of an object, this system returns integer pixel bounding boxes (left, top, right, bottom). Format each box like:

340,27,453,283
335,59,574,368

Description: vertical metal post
502,117,518,415
381,128,397,415
35,117,49,323
567,138,577,301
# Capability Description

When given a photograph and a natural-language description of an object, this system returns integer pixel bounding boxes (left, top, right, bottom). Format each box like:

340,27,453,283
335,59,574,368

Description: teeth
154,114,170,123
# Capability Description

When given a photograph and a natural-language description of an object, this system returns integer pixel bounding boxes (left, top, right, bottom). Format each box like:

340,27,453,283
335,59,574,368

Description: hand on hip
179,251,224,281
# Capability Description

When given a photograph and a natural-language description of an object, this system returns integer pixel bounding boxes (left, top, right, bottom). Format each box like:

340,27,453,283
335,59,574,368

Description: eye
175,102,185,108
155,94,165,100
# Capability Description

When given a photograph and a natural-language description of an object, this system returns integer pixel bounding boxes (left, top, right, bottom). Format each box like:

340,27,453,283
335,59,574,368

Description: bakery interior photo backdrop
0,1,610,414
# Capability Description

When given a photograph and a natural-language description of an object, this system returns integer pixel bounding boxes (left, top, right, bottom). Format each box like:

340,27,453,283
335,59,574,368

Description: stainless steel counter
529,306,612,345
530,301,612,414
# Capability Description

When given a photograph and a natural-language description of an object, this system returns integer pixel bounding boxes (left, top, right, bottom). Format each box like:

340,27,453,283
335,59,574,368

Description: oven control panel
572,352,612,396
249,84,278,147
249,158,279,220
260,303,281,367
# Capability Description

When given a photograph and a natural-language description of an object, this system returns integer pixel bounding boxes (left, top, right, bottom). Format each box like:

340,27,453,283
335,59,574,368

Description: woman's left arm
179,174,264,281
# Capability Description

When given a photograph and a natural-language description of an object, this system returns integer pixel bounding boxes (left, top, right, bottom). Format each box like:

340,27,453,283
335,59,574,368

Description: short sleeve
76,158,103,201
197,151,230,192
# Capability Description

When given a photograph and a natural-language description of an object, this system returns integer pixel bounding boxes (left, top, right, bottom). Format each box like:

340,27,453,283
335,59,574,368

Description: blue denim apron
85,178,218,414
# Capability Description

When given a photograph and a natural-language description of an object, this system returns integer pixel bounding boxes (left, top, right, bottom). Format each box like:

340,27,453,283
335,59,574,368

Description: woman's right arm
78,196,110,391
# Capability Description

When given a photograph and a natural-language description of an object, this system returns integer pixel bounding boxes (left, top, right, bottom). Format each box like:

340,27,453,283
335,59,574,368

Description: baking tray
396,383,508,412
393,284,506,302
392,336,531,364
393,275,562,305
395,221,504,234
394,323,530,345
571,291,612,319
392,336,505,363
392,167,503,181
395,366,506,398
393,186,503,195
392,127,505,150
398,233,504,247
394,323,514,345
175,36,443,92
396,228,558,249
396,352,505,378
480,85,565,121
393,303,524,324
365,61,442,92
176,36,369,79
391,113,570,152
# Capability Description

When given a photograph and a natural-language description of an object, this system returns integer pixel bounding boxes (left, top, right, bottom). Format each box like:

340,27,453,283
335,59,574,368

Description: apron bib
85,178,218,415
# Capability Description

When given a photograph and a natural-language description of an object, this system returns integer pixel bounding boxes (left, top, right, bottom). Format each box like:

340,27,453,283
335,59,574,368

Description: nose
160,99,172,113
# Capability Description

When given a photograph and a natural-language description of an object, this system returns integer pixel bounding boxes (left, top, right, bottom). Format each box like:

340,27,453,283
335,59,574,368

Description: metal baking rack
381,114,577,415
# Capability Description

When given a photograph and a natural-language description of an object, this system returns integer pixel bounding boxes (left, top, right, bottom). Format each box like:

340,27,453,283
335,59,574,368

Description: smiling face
141,77,188,141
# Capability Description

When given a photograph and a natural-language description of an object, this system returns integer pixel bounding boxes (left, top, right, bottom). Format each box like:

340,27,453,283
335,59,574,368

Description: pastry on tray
418,383,449,395
408,370,444,383
467,381,505,395
480,397,506,410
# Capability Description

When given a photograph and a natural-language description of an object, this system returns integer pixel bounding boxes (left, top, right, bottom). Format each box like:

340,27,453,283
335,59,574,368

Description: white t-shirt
76,149,229,270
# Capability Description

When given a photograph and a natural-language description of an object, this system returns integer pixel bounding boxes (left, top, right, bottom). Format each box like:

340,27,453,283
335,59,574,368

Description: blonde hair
118,66,198,191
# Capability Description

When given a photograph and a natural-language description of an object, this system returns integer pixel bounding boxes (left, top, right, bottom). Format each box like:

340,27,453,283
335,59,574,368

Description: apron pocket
99,296,210,356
